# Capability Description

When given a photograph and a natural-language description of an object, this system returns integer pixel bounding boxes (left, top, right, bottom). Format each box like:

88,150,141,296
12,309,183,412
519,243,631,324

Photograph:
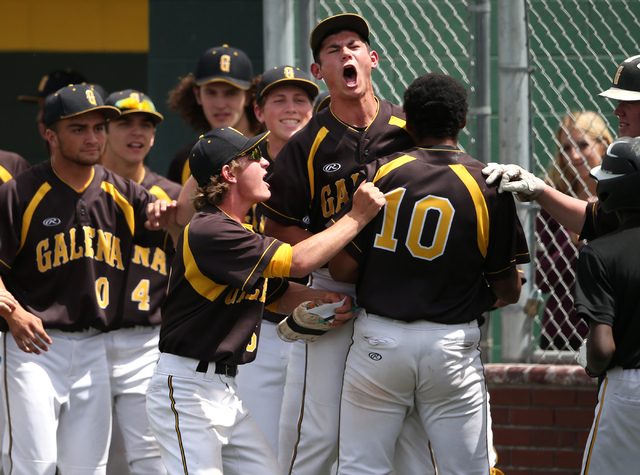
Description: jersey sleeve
0,181,23,274
574,245,615,326
258,137,312,227
580,200,620,241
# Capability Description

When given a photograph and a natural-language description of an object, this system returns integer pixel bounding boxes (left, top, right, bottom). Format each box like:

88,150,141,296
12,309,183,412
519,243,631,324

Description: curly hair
167,74,264,136
403,72,469,142
191,159,242,209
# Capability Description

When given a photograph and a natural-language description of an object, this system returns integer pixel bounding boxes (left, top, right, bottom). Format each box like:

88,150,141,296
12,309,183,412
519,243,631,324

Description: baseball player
234,66,319,454
256,14,435,474
329,72,529,475
574,136,640,474
101,89,181,474
484,54,640,241
166,44,262,185
0,84,173,474
0,150,30,184
144,126,385,475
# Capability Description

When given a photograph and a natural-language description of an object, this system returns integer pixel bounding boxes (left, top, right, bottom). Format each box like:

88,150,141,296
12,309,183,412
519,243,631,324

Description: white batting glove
482,163,546,202
575,338,588,369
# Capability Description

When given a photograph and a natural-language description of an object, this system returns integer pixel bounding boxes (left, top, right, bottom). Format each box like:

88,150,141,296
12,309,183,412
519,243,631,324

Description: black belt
196,360,238,377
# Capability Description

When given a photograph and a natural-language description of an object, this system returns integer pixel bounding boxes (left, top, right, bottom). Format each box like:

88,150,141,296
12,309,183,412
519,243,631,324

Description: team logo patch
323,163,341,173
368,352,382,361
43,217,61,227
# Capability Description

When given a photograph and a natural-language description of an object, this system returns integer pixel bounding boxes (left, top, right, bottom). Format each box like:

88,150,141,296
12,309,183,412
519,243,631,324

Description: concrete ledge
485,364,597,387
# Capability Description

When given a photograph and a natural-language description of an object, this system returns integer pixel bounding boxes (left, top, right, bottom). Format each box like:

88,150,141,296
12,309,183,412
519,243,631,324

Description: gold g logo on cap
284,67,295,79
613,65,624,85
130,92,140,103
86,89,97,106
220,55,231,73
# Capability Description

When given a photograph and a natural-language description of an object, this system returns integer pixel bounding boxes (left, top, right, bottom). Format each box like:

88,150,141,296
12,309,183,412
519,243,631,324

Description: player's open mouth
128,142,144,149
344,65,357,87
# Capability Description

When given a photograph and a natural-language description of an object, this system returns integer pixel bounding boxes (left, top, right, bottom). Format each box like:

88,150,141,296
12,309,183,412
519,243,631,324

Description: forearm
289,212,365,278
176,175,197,227
586,321,615,376
536,187,588,235
277,282,339,315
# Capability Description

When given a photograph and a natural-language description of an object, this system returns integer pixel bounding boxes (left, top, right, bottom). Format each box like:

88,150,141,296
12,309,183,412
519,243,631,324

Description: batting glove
483,163,546,202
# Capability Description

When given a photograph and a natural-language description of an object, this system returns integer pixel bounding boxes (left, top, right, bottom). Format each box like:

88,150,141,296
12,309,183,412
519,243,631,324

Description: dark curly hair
192,159,242,209
403,72,468,142
167,74,264,136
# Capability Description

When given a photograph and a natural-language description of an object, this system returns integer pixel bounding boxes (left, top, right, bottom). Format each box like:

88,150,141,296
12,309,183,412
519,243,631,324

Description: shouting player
101,89,181,474
330,72,529,475
145,126,385,474
257,13,434,474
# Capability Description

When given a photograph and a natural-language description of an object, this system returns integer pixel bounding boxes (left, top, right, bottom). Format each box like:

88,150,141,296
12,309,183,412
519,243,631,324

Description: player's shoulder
98,166,153,202
0,149,30,176
141,166,182,200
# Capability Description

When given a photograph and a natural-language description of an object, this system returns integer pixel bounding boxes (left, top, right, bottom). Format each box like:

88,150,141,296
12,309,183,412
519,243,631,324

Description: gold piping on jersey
329,97,380,132
0,165,12,183
308,127,329,201
182,224,228,302
167,376,190,473
583,377,608,474
51,161,95,193
242,239,282,291
388,115,408,131
258,202,302,224
372,155,416,183
101,182,136,236
18,182,52,255
449,164,489,257
149,185,172,203
136,167,147,184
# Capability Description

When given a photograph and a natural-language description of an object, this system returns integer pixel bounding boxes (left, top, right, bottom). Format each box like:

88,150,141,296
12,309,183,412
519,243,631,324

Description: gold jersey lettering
246,333,257,352
260,280,267,303
220,55,231,72
83,226,96,258
36,239,52,273
335,179,349,213
132,245,150,267
246,288,260,301
225,288,240,305
95,230,113,264
321,184,335,218
150,248,167,275
69,228,84,260
52,233,69,267
351,173,359,186
110,236,124,270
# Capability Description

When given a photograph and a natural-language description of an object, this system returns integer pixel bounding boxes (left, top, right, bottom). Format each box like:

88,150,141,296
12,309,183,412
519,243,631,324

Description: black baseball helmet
590,136,640,212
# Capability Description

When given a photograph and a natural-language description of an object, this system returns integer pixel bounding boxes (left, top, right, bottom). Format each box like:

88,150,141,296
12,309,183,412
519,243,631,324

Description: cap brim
310,14,370,52
598,87,640,101
195,77,251,90
590,165,626,181
118,109,164,124
258,78,319,103
59,105,122,123
237,130,270,157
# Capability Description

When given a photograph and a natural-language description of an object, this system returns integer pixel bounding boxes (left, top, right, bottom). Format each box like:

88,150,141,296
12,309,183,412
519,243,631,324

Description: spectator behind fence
536,111,613,351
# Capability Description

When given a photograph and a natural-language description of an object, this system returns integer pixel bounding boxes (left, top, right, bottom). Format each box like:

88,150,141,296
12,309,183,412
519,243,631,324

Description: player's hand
482,163,546,201
0,289,18,314
145,199,178,230
350,181,386,223
317,292,356,328
4,307,52,354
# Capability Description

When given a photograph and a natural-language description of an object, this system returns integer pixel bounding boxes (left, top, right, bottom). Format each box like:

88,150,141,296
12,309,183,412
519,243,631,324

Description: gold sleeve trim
262,244,293,278
101,181,136,236
182,224,228,301
149,185,172,203
388,115,408,131
0,166,12,184
449,164,489,257
242,239,282,290
18,182,52,255
373,155,416,183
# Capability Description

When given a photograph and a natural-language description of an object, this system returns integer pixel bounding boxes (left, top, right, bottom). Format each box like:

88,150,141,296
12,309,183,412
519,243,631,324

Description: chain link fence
312,0,640,363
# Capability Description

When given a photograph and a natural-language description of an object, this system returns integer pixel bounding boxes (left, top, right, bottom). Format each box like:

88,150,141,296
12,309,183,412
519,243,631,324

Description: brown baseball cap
310,13,370,54
42,84,120,127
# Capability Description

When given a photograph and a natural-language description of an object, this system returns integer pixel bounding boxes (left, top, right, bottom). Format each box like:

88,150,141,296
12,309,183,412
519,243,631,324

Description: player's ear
149,132,156,148
461,117,467,130
193,86,203,105
310,63,323,80
254,103,265,124
370,50,379,70
221,163,238,184
45,127,58,148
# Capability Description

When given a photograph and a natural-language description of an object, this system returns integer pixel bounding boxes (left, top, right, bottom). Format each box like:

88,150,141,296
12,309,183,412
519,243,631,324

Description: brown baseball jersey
166,138,197,185
0,161,155,331
342,145,530,323
159,204,292,364
257,98,414,234
581,200,620,241
109,166,182,329
0,150,30,185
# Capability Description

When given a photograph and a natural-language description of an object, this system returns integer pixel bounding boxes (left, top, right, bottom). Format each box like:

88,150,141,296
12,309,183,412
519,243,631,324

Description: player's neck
217,193,251,224
267,137,285,159
50,155,95,191
331,90,378,128
230,113,254,138
101,151,145,183
415,137,458,148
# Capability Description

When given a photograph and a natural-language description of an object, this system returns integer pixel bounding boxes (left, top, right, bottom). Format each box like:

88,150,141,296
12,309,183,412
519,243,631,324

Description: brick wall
486,364,598,475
